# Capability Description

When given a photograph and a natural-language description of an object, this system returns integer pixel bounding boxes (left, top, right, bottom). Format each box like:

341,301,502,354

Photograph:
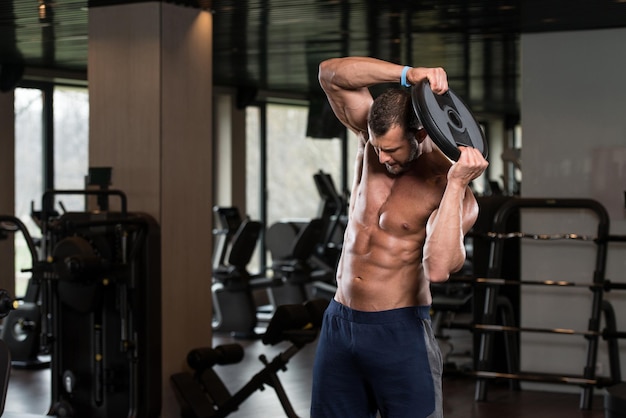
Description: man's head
368,88,425,175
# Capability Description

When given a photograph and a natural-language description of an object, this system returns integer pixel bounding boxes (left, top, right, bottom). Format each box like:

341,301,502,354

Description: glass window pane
14,88,44,297
266,103,342,227
54,86,89,211
245,106,262,271
246,106,261,221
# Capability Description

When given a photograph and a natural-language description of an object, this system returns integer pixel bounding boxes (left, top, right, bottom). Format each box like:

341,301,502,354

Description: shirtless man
310,57,488,418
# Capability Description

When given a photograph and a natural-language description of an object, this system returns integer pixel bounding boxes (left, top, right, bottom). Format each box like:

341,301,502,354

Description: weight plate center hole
447,108,463,129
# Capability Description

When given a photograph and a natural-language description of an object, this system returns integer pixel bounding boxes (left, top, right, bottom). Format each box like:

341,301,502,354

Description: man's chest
353,172,441,236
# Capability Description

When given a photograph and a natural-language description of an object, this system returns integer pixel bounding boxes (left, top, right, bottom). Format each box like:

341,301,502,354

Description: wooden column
88,3,213,416
0,91,15,292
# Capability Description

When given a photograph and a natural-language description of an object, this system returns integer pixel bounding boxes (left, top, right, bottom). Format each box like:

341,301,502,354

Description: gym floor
4,334,607,417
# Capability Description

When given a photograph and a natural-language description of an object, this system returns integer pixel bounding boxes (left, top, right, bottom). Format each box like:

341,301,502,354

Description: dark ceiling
2,0,626,113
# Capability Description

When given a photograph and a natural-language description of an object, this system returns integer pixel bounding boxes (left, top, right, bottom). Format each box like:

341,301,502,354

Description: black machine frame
472,197,624,410
37,189,162,418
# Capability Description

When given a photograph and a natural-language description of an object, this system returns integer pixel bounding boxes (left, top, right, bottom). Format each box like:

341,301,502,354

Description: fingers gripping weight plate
411,81,488,162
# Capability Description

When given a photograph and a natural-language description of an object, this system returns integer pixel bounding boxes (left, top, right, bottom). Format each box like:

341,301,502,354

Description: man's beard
385,138,419,175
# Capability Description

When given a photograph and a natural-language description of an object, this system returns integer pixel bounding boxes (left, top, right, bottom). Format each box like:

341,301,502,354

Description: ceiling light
38,0,48,20
498,5,516,11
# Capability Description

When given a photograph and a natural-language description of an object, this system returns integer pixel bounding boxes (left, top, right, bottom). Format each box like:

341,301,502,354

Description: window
246,105,261,222
246,101,348,272
13,85,89,296
53,87,89,210
265,103,343,227
14,88,44,297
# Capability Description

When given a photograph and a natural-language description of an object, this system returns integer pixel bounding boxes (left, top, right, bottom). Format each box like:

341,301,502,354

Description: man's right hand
407,67,448,94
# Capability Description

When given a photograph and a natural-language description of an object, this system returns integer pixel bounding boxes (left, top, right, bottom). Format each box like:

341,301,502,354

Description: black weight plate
411,81,488,161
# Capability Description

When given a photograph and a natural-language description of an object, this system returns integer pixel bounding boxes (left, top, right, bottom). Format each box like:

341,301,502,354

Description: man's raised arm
318,57,448,133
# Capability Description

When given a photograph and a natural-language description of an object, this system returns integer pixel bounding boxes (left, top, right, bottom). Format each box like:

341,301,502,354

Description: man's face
369,124,420,175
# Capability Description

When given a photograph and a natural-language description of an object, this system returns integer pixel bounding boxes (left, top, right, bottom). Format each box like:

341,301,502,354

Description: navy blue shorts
310,299,443,418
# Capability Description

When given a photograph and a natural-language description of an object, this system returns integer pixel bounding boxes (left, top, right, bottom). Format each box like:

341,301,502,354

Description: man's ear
415,128,427,144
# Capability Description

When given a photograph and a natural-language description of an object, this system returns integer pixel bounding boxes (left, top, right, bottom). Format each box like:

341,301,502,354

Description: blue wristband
400,66,411,87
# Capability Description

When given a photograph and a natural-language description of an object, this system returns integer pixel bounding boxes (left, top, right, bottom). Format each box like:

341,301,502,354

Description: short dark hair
368,88,420,138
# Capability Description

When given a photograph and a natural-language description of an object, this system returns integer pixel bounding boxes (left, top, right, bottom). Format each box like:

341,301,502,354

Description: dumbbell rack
473,197,624,410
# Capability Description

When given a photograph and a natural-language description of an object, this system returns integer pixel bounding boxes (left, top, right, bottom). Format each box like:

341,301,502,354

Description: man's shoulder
416,149,452,176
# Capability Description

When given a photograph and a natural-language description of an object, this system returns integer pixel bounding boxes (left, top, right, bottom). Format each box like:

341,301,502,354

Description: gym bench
171,298,328,418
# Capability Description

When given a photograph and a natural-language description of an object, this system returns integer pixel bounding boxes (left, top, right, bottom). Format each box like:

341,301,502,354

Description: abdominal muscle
333,139,446,312
334,219,433,311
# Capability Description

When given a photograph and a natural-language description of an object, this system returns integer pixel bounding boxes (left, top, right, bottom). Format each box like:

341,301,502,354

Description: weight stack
43,211,161,418
605,383,626,418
